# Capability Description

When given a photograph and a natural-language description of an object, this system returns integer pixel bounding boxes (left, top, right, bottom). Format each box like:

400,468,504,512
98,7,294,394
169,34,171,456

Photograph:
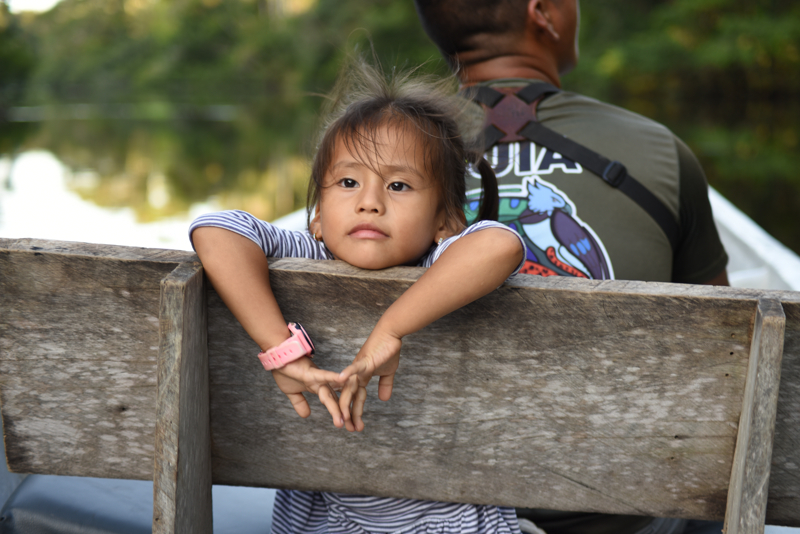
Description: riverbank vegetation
1,0,798,251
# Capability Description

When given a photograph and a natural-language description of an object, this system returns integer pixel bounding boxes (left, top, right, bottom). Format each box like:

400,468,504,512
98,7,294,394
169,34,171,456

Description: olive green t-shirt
465,79,727,284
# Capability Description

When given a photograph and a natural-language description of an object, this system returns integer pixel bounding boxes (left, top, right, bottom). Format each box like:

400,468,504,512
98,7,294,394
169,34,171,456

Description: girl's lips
349,224,388,239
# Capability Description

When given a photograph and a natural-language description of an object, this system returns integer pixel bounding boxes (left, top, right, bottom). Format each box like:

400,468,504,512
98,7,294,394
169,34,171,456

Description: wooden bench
1,237,799,533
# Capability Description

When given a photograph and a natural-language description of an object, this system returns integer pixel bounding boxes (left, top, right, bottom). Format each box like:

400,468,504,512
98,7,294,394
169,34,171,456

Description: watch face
292,322,315,355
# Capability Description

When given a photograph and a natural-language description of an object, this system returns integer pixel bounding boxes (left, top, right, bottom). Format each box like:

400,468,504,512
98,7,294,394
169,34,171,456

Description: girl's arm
338,225,524,431
192,226,345,427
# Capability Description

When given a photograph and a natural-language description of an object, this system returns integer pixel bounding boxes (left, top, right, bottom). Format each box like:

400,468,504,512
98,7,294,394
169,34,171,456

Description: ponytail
474,157,499,222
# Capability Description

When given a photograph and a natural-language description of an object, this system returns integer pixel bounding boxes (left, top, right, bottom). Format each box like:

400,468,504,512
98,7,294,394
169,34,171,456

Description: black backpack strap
461,85,505,108
518,121,679,250
515,82,560,104
462,82,680,251
461,82,560,107
459,86,506,147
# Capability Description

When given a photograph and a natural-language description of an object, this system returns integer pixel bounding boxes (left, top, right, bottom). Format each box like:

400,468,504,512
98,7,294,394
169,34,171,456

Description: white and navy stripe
189,210,525,275
189,210,333,260
272,491,521,534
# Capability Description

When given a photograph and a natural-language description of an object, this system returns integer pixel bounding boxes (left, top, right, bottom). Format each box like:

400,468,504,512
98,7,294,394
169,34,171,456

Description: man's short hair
413,0,529,64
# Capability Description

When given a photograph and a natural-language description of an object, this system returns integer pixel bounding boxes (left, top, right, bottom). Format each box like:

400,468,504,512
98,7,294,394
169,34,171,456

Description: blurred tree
562,0,800,253
0,0,36,112
3,0,799,251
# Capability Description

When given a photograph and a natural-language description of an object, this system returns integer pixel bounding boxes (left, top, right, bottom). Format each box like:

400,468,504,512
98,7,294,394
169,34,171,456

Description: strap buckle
602,161,627,187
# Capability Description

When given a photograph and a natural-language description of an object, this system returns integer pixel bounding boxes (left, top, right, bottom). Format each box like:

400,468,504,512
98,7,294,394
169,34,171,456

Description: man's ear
527,0,560,41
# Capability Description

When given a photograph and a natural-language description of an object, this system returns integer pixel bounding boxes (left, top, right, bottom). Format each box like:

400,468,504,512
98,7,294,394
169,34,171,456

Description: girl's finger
318,385,345,428
351,386,368,432
286,392,311,419
338,359,371,383
377,373,395,401
309,367,347,386
338,375,359,428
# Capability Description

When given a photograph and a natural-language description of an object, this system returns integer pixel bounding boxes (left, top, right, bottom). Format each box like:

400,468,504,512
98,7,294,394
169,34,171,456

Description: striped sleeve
420,220,526,276
189,210,333,260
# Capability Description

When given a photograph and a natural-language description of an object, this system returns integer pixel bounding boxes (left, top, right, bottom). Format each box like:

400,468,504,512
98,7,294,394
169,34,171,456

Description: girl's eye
388,182,409,192
339,178,358,188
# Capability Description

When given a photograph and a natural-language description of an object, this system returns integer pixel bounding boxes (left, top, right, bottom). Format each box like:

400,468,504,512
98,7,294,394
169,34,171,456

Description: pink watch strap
258,323,314,371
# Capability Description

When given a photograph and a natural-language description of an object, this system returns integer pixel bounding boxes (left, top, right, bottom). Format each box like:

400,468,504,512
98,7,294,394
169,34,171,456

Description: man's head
414,0,580,82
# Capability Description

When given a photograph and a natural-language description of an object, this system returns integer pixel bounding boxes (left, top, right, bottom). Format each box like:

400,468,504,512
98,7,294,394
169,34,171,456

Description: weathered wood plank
767,299,800,526
0,242,189,479
498,253,800,525
725,299,785,534
2,244,799,525
204,258,758,521
0,237,197,263
246,257,800,527
153,262,212,534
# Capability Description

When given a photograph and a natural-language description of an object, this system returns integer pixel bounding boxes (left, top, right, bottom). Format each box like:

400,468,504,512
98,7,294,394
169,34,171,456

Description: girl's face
310,124,456,270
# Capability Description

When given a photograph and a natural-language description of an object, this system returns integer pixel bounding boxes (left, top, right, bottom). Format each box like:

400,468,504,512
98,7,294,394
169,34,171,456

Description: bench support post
153,262,212,534
725,298,785,534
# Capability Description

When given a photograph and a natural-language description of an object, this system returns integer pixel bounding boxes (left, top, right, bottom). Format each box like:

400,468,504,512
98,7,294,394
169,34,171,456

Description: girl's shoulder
420,220,525,271
189,210,332,261
460,219,519,236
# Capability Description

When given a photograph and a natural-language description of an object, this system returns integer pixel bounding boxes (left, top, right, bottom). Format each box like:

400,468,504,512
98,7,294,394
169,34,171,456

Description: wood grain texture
0,238,197,263
2,243,800,525
767,299,800,526
256,258,800,527
153,263,212,534
0,241,193,479
725,299,785,534
205,258,788,521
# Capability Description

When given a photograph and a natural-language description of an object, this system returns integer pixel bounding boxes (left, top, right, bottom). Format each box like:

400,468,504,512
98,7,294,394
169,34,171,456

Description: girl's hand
338,328,402,432
335,227,523,431
272,357,346,428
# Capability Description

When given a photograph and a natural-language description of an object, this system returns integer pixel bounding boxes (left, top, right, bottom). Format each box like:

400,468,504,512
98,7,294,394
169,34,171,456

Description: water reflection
1,97,799,255
0,106,316,248
8,104,239,122
1,108,313,226
0,150,205,250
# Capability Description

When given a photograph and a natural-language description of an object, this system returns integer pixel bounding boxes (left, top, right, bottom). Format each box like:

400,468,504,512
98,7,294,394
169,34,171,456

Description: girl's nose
356,181,386,214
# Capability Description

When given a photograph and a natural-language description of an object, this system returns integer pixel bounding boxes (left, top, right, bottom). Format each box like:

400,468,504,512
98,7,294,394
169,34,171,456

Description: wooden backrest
2,238,798,533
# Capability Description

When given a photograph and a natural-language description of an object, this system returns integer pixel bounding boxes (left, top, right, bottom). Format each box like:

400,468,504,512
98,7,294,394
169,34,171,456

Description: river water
0,109,312,249
0,150,204,250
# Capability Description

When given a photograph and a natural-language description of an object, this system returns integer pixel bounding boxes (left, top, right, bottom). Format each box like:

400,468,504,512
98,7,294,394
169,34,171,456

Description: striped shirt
189,209,525,272
189,210,524,534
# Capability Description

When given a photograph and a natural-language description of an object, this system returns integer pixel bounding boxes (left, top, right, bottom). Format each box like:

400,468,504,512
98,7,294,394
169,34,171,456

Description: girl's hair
306,55,498,228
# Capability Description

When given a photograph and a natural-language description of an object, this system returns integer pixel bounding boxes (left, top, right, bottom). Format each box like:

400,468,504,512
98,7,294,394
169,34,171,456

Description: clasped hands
270,327,401,432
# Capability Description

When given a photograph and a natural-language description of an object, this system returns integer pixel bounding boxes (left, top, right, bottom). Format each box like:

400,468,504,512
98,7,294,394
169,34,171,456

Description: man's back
463,80,727,283
414,1,729,532
413,0,728,286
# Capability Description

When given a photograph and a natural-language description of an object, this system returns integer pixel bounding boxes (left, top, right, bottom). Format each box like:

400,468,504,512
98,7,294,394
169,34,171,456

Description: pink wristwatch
258,323,315,371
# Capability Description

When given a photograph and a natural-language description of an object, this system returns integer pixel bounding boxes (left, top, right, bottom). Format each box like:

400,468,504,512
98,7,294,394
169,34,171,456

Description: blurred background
0,0,798,252
1,2,800,530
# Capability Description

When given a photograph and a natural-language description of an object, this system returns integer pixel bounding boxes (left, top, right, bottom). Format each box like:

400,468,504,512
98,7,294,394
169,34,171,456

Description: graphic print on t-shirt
466,141,615,280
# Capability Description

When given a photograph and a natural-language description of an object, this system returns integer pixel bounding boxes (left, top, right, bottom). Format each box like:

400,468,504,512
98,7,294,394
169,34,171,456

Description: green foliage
0,1,36,109
562,0,800,253
1,0,798,251
567,0,800,100
19,0,446,105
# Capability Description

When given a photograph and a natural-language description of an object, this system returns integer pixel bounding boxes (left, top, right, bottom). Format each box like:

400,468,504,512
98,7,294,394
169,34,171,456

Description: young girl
190,58,525,533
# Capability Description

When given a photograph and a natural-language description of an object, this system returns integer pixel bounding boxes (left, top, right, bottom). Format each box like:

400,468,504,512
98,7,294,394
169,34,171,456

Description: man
415,0,728,287
413,1,728,533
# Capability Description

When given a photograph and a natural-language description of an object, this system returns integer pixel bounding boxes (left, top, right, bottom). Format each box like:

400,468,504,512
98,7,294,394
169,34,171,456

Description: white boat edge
273,188,800,292
708,187,800,291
